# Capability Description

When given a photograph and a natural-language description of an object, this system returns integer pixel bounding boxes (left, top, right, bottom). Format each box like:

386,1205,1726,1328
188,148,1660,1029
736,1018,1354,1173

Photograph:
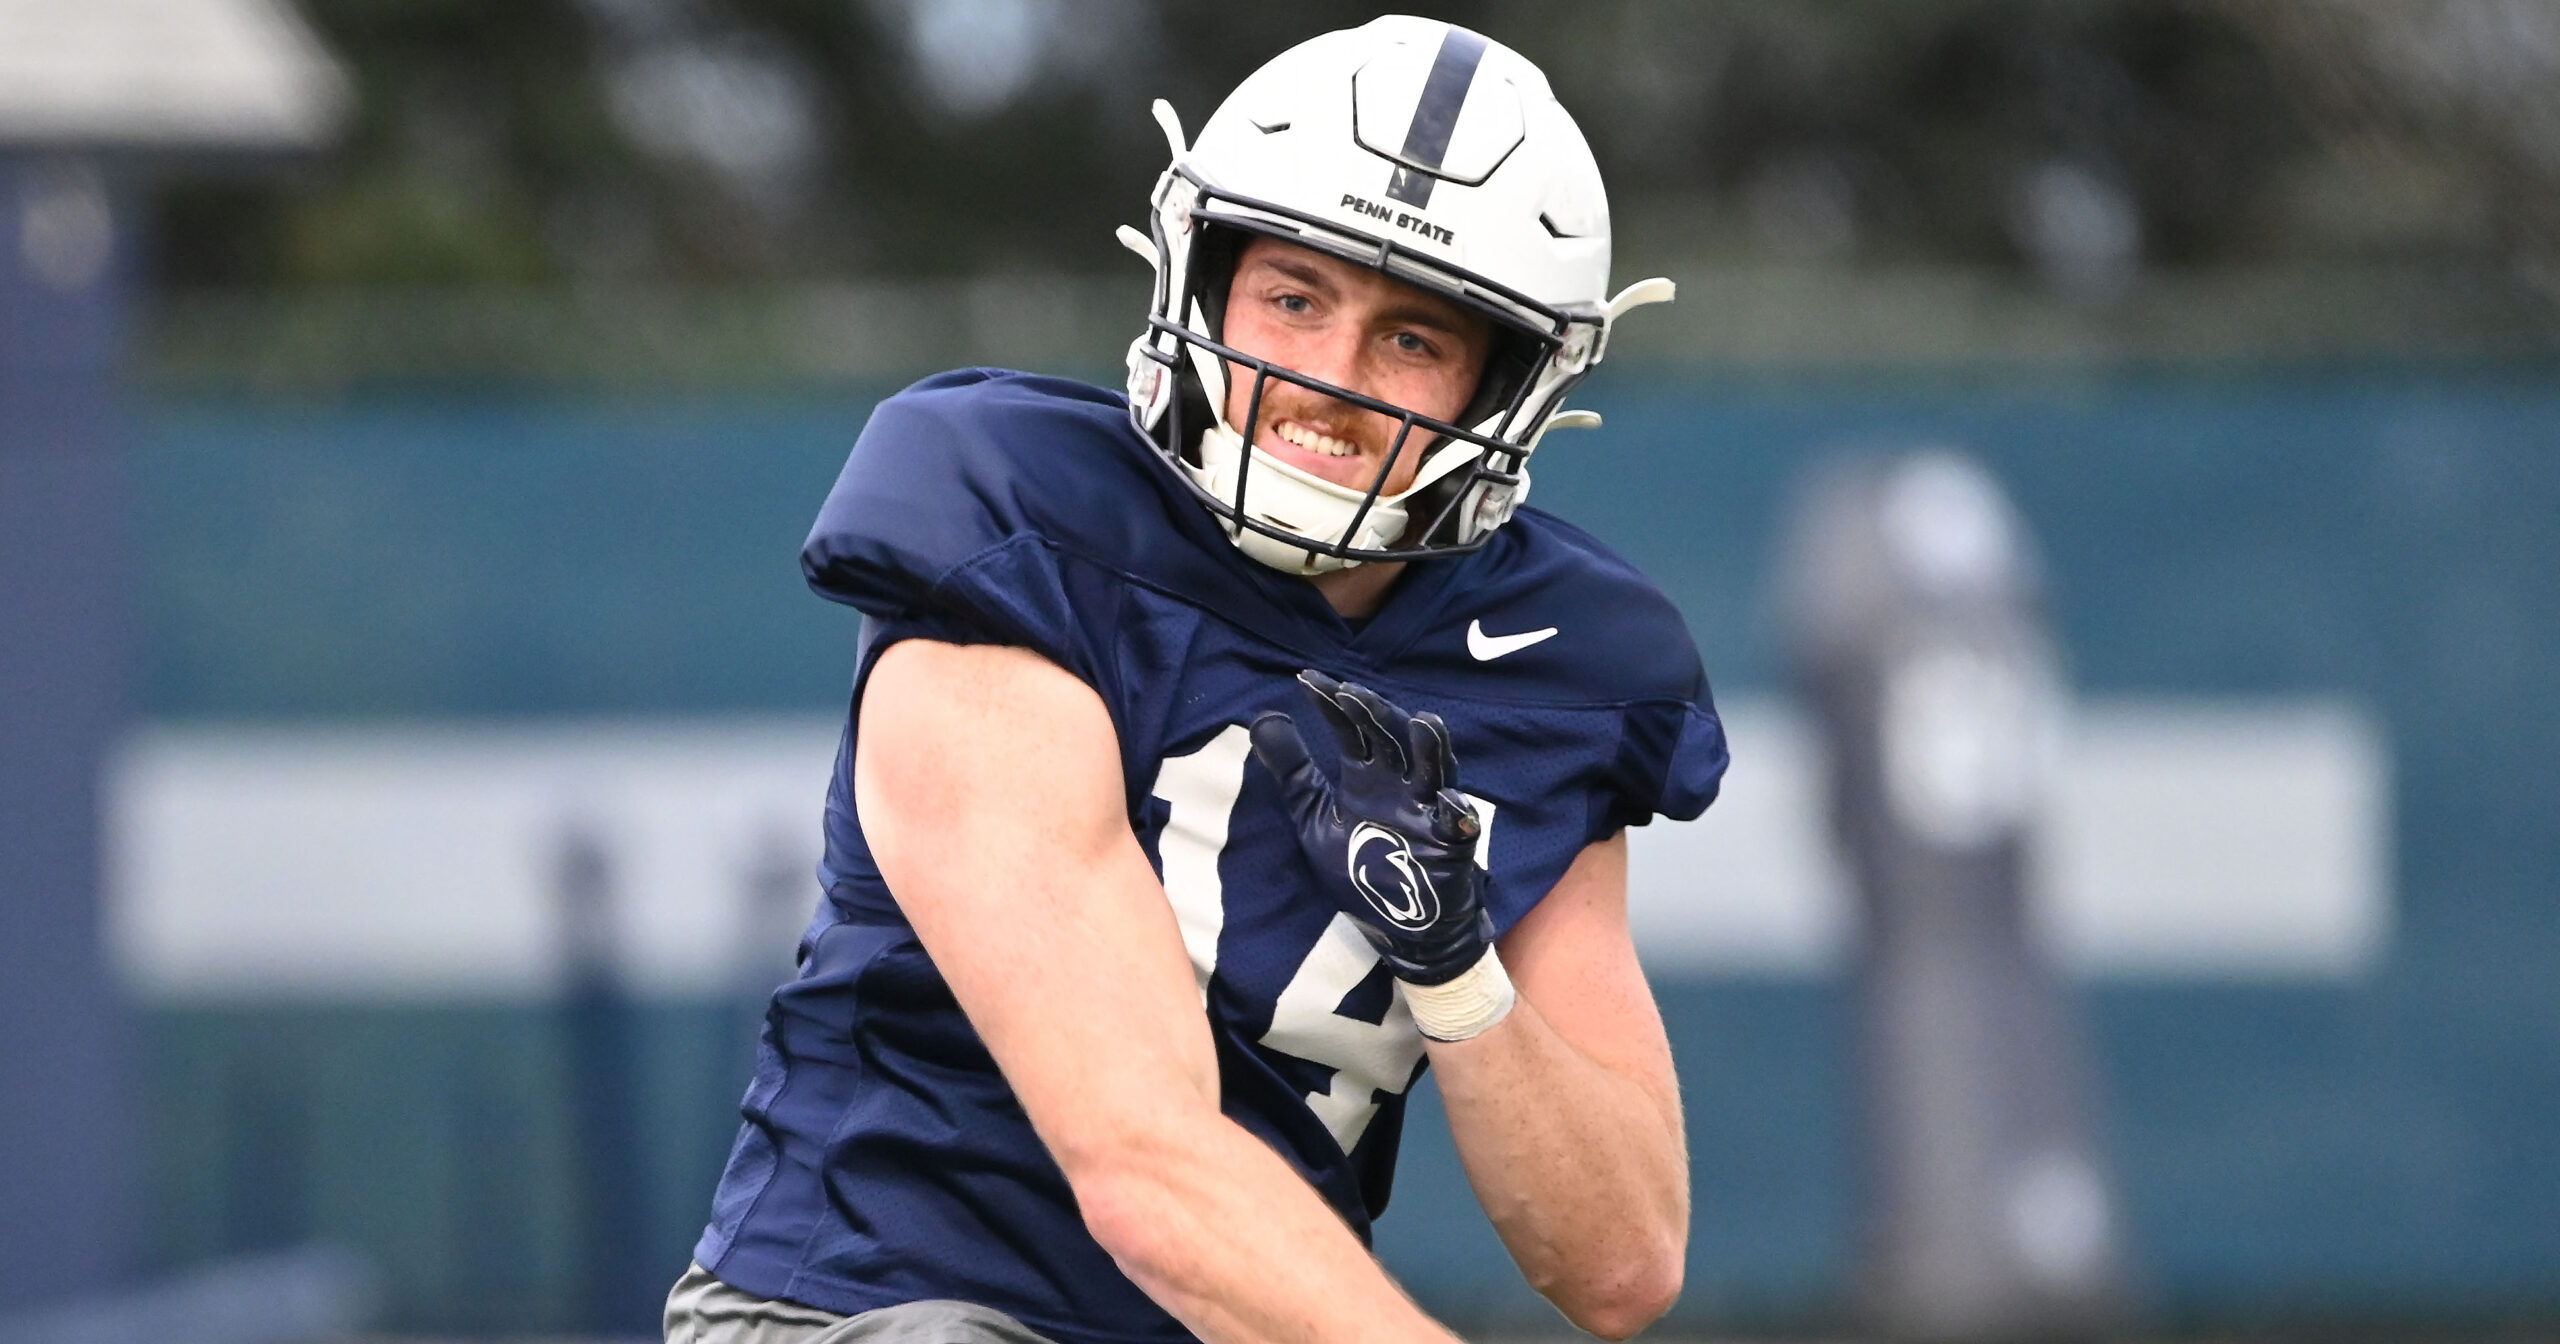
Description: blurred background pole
0,151,134,1313
0,1,342,1310
1782,451,2130,1341
555,819,654,1335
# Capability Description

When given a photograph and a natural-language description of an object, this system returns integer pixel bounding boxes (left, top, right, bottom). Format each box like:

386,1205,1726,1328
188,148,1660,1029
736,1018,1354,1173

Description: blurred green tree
146,0,2560,296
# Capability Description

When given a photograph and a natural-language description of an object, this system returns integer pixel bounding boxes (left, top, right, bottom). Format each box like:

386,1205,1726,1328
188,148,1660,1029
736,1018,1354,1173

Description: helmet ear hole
1173,375,1218,467
1167,223,1246,466
1457,328,1546,434
1189,225,1243,343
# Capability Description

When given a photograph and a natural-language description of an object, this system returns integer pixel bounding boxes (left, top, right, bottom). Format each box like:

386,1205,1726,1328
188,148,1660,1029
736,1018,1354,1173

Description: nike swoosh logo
1467,619,1559,661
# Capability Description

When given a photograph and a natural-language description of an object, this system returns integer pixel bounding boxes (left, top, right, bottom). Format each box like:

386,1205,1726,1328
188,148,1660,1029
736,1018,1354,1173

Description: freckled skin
1219,236,1493,499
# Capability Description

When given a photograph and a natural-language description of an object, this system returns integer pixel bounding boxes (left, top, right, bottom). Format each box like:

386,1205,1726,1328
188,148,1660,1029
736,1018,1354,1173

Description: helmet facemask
1128,168,1600,575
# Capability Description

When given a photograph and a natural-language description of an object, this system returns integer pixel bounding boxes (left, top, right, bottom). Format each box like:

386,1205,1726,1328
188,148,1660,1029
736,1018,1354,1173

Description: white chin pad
1188,423,1482,575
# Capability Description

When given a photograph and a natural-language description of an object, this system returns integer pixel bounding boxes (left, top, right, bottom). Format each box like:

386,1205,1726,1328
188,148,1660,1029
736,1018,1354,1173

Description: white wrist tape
1399,949,1516,1043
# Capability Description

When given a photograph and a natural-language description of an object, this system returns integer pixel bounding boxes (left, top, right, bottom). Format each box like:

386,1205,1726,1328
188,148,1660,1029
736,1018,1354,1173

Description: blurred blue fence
131,368,2560,1333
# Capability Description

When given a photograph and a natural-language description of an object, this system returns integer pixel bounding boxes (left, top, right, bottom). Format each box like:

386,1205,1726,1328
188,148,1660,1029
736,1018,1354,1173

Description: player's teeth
1279,424,1355,457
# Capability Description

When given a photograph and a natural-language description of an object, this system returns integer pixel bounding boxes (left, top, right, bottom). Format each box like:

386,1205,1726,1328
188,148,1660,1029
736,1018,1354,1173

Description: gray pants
664,1263,1065,1344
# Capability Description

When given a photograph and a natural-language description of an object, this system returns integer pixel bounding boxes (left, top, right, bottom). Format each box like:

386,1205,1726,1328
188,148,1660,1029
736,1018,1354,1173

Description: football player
667,16,1727,1344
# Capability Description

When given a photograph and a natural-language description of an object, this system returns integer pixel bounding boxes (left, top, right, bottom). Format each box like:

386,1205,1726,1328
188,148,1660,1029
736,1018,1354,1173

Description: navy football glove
1249,670,1492,987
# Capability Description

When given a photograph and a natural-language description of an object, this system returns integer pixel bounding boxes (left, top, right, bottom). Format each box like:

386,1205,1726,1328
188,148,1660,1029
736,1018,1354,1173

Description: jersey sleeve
805,373,1223,802
1593,692,1729,840
801,370,1032,620
842,532,1206,827
800,371,1116,687
861,533,1128,694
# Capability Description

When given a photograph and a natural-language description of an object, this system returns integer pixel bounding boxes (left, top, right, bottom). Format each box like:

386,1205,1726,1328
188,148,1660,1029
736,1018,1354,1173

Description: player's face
1220,236,1493,497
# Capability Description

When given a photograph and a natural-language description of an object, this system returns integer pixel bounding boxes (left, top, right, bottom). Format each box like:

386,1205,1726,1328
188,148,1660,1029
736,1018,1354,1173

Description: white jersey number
1151,730,1497,1154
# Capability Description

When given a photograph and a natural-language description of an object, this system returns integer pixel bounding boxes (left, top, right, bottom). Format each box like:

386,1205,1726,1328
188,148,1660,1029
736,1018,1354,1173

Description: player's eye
1391,330,1437,358
1275,292,1314,315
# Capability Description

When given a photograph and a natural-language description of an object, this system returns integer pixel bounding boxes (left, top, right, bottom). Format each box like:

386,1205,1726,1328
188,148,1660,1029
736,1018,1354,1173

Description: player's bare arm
855,639,1465,1344
1428,833,1688,1338
1252,677,1686,1339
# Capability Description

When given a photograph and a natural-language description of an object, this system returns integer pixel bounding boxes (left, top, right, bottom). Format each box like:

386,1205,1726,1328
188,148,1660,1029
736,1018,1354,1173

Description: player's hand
1249,670,1491,987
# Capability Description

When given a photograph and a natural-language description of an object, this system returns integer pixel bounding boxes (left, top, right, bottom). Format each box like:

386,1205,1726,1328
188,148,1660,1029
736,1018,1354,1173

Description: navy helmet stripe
1385,27,1489,208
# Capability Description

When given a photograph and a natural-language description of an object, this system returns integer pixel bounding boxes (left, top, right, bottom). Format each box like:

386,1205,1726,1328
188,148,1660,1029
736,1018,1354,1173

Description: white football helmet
1121,15,1675,575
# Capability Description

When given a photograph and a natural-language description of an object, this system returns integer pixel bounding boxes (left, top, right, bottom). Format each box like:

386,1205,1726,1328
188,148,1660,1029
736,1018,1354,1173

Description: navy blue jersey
693,370,1727,1344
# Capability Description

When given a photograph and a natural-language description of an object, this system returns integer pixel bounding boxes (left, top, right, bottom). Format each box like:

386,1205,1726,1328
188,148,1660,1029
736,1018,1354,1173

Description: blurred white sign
0,0,346,149
108,697,2392,1000
1631,695,2392,979
109,719,841,999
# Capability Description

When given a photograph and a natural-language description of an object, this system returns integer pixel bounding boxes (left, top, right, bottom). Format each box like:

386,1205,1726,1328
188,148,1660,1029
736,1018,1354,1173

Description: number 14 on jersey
1152,725,1497,1152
